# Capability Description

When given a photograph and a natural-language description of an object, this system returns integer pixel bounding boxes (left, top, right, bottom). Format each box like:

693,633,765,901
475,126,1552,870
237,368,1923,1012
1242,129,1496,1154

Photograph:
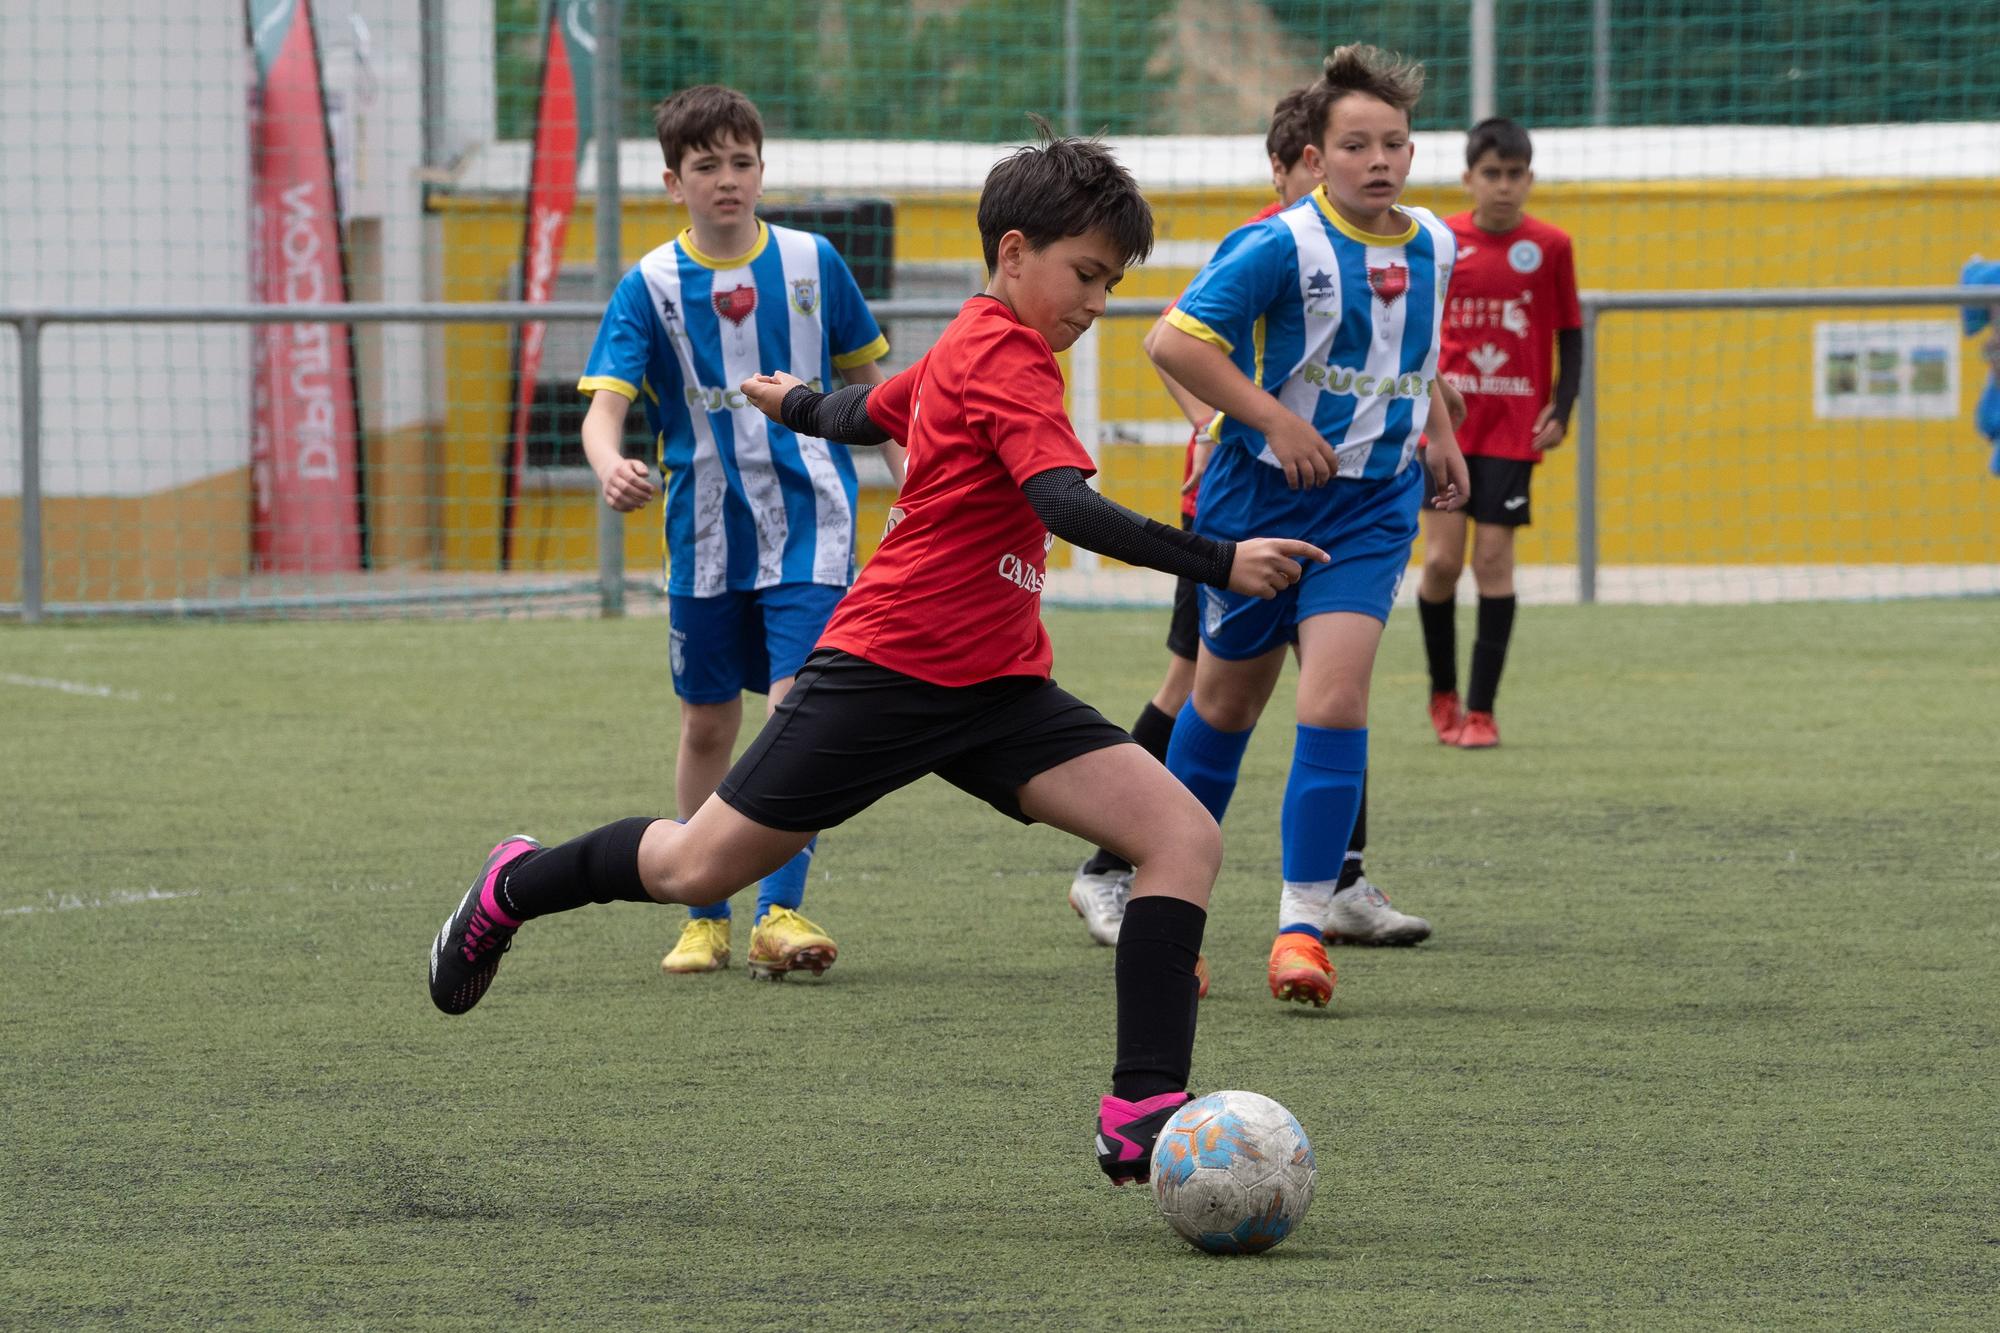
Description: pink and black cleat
1094,1090,1193,1185
428,835,541,1015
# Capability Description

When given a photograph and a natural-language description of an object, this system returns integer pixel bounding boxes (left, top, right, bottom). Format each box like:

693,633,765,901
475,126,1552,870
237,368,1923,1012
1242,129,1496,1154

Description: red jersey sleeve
1551,232,1582,331
963,324,1097,485
861,355,925,441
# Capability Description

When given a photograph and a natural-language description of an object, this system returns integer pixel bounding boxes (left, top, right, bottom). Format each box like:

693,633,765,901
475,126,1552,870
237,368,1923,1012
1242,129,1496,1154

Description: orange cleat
1428,690,1466,744
1457,710,1500,749
1194,953,1211,1000
1267,933,1335,1008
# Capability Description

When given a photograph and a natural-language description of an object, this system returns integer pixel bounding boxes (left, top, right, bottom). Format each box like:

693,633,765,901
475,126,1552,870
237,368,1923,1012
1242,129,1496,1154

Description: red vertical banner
501,1,591,569
247,0,363,573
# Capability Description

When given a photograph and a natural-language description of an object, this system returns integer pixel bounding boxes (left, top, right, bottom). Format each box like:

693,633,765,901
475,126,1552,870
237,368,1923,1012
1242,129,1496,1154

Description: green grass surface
3,602,1996,1329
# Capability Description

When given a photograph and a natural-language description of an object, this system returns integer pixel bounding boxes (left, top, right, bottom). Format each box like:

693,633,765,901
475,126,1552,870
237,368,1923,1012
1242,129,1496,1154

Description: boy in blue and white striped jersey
1151,45,1470,1008
577,85,899,981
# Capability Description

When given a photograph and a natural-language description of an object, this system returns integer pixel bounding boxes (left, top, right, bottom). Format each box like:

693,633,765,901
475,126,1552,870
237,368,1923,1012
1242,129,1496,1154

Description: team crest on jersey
712,284,758,326
788,277,819,317
1508,239,1543,274
1368,263,1408,306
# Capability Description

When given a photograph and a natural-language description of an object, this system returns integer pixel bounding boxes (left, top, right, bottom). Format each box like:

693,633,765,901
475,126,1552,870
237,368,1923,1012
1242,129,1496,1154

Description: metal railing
6,285,1998,619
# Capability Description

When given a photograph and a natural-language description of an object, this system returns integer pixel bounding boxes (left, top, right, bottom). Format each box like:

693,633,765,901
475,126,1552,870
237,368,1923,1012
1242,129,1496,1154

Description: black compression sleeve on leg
778,382,892,446
1418,594,1458,695
1111,896,1207,1101
495,816,657,921
1467,595,1517,714
1020,467,1235,588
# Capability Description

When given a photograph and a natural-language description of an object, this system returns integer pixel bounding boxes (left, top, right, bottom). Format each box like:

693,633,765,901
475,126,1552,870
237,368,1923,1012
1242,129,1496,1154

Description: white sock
1278,879,1338,933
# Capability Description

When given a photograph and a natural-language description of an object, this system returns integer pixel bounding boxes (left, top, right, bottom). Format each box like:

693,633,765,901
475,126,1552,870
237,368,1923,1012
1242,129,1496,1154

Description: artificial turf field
3,600,1996,1329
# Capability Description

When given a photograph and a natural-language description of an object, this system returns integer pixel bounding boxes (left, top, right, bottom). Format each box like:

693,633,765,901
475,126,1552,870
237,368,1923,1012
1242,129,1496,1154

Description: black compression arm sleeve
778,382,891,446
1552,327,1584,426
1019,467,1236,589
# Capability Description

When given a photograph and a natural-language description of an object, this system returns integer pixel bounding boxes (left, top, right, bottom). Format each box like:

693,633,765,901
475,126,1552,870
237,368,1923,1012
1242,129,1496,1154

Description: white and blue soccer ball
1150,1090,1316,1255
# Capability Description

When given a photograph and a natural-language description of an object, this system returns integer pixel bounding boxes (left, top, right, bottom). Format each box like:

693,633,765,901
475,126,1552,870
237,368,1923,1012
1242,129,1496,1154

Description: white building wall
0,0,436,499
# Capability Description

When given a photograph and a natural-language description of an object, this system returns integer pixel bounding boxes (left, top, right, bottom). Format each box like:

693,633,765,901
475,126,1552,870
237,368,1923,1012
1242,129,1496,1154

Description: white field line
2,888,199,916
2,673,146,702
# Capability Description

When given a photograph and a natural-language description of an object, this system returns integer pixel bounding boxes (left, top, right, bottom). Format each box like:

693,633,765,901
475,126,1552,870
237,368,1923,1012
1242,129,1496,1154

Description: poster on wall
1813,320,1960,420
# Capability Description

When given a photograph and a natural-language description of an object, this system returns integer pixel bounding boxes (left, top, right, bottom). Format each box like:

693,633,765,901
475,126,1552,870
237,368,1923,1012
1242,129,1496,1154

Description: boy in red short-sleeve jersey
1417,117,1583,749
425,129,1324,1186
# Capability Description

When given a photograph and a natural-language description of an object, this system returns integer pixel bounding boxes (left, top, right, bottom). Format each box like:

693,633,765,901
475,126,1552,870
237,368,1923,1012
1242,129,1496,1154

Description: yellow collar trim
677,221,769,270
1312,185,1418,247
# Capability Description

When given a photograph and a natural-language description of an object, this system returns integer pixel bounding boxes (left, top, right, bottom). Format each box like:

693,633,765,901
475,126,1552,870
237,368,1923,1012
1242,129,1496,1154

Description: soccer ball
1150,1090,1316,1255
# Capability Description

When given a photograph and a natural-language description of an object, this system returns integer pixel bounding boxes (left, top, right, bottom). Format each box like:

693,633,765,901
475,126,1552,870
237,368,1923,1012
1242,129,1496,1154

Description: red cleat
1457,710,1500,748
1428,690,1466,744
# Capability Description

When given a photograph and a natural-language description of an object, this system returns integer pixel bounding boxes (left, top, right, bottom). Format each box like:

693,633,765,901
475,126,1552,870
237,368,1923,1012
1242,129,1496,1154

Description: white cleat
1324,876,1432,947
1068,864,1131,947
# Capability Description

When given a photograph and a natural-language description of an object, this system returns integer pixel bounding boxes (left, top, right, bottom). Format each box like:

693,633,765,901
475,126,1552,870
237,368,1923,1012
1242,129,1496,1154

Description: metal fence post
19,315,43,624
593,0,626,618
1576,302,1599,605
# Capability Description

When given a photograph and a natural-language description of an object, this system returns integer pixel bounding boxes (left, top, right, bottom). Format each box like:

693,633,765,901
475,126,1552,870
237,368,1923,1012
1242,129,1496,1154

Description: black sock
1346,770,1368,856
1418,595,1457,696
1467,595,1517,714
494,817,658,922
1110,895,1206,1101
1081,702,1179,877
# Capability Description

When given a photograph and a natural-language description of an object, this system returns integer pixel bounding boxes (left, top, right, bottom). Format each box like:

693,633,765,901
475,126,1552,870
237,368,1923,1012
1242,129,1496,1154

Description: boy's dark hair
1300,44,1426,145
1265,88,1313,170
653,85,764,172
1466,116,1533,167
977,118,1154,273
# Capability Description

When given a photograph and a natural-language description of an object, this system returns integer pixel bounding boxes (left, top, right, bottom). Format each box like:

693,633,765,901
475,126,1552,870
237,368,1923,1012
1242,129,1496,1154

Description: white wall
0,0,436,499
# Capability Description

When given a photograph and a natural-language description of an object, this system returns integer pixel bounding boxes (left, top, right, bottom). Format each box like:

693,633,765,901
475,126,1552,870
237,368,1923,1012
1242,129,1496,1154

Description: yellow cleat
747,906,838,980
661,917,731,974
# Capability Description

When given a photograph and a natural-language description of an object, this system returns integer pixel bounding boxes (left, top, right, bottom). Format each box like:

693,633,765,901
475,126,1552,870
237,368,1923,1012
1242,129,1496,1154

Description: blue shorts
667,583,848,705
1193,461,1421,660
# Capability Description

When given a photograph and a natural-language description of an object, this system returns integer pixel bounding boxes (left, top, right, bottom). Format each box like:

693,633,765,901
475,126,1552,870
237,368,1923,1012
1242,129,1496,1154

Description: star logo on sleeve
659,295,679,325
1305,269,1336,296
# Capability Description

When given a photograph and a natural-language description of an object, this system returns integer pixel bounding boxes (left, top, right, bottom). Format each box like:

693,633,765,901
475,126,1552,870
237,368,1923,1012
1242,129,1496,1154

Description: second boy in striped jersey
578,86,899,980
1151,46,1469,1008
1067,87,1434,959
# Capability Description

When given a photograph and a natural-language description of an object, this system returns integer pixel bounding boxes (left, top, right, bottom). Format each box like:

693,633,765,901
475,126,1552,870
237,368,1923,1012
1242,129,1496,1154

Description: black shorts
1165,513,1200,661
1426,453,1537,526
716,648,1134,831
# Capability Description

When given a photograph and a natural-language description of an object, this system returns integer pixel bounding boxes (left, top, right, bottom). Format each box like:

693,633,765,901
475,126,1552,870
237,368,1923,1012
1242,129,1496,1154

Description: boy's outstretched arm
1150,323,1337,490
740,372,893,447
1020,467,1324,600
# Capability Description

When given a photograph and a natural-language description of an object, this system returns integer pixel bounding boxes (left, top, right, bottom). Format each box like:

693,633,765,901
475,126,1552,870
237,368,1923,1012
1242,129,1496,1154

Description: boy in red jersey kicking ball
427,129,1324,1185
1417,117,1584,748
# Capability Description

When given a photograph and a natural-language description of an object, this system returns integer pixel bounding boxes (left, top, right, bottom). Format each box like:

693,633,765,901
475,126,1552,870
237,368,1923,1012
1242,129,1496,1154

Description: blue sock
1278,725,1368,941
1163,699,1254,824
755,837,816,922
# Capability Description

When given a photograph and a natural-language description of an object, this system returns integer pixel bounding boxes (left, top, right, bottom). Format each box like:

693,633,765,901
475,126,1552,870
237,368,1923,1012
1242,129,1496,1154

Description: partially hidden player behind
1148,46,1470,1009
1415,117,1582,750
428,126,1327,1184
1067,86,1437,959
577,85,901,981
1962,255,2000,473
